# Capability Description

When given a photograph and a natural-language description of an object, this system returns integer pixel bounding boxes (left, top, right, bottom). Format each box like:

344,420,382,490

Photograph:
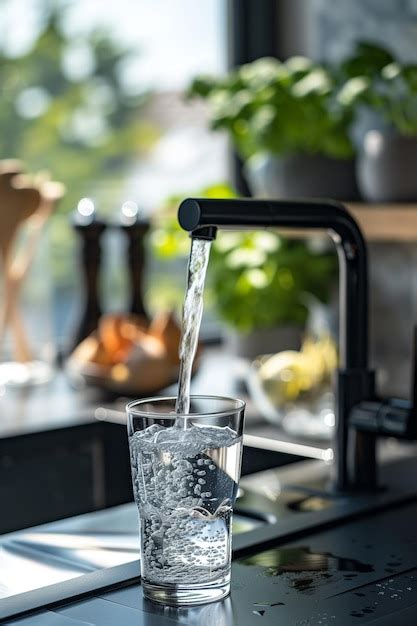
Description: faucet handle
411,325,417,412
349,326,417,439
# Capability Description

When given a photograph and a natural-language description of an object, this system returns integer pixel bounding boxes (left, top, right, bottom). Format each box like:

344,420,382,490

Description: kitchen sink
0,498,271,601
0,416,347,613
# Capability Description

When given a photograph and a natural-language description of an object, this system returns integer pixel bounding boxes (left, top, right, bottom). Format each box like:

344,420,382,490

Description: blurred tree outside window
0,0,228,347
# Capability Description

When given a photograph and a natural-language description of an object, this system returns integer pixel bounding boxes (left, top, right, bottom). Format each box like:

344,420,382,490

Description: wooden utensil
0,165,41,360
4,175,64,362
0,161,34,262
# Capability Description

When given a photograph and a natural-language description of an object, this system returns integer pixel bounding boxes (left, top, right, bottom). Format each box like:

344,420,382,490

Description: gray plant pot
224,324,303,361
245,153,358,200
357,131,417,202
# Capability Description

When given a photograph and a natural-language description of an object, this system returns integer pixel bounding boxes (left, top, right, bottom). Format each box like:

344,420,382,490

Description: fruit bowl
246,335,337,439
67,311,199,397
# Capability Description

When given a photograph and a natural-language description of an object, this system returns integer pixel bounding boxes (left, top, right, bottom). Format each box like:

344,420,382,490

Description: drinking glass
127,395,245,606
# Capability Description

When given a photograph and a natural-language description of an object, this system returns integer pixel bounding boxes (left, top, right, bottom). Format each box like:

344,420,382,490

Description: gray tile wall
310,0,417,62
307,1,417,396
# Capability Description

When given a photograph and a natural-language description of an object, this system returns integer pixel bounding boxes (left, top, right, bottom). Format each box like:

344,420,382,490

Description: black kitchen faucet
178,197,417,493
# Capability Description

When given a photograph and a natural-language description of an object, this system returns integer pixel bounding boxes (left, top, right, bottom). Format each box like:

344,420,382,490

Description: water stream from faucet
175,238,212,415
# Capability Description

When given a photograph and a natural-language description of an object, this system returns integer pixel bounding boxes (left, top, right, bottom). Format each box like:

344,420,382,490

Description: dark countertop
0,347,331,451
3,345,414,467
0,346,334,535
0,348,239,437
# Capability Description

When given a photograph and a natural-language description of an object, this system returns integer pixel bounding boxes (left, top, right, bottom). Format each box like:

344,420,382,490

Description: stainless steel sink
0,500,269,601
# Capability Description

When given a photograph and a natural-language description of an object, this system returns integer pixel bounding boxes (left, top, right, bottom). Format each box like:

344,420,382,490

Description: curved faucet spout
178,197,368,370
178,197,375,492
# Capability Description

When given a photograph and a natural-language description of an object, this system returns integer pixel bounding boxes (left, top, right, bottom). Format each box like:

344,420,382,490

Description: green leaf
337,76,370,106
341,41,395,78
291,68,332,98
187,54,356,159
402,64,417,91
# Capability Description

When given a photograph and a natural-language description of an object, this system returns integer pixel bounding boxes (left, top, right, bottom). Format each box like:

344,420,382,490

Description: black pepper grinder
119,200,149,319
71,198,106,351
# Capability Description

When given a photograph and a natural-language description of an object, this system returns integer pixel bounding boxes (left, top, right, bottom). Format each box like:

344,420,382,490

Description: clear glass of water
127,395,245,606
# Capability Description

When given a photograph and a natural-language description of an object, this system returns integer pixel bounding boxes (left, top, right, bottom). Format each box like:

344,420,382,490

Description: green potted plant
339,42,417,202
151,185,337,359
188,56,359,200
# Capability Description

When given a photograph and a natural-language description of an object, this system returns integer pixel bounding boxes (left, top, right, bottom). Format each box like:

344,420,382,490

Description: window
0,0,229,350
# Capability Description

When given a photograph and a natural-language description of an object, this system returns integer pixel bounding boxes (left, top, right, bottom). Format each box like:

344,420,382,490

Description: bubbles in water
129,423,242,585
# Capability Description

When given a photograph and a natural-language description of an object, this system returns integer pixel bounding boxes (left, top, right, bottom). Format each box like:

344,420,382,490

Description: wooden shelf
347,203,417,242
276,204,417,242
